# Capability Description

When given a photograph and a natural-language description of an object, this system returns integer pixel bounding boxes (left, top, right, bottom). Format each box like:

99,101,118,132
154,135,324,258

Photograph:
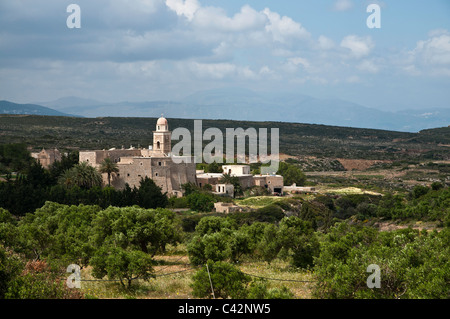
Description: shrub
90,246,155,288
313,223,450,299
187,230,233,265
187,192,216,212
277,217,320,269
194,216,236,236
190,260,251,299
254,204,285,223
1,251,83,299
431,182,444,191
247,279,294,299
411,185,429,199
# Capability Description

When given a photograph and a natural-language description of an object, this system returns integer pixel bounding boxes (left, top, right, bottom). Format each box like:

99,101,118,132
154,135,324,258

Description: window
127,173,130,177
158,161,162,166
155,173,159,177
156,141,160,149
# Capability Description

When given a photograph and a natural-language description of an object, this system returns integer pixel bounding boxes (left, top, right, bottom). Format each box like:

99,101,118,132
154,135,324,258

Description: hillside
0,114,449,161
0,100,77,117
35,89,450,132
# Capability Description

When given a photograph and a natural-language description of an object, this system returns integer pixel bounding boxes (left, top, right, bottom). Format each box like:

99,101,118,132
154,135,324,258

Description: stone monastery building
79,117,284,197
79,117,196,197
31,148,62,169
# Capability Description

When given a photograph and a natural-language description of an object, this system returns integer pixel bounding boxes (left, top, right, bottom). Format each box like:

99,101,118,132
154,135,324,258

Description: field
77,245,314,299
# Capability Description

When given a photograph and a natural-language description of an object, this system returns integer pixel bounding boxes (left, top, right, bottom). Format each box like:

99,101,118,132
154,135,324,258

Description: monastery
79,117,196,197
31,148,62,169
77,116,284,197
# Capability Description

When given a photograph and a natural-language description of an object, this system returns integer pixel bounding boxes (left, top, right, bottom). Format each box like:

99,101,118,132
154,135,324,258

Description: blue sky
0,0,449,112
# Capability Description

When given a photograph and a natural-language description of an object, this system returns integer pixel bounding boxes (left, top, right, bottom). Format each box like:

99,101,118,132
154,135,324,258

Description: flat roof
196,173,224,178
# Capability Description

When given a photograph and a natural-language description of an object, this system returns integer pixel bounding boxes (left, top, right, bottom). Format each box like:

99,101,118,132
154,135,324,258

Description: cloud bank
0,0,448,108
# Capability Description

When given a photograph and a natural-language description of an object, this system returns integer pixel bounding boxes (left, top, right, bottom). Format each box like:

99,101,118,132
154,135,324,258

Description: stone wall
109,156,196,196
253,175,284,193
80,149,141,167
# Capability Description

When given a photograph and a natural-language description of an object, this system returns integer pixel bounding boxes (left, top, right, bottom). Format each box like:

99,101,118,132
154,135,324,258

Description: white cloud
3,0,448,108
259,65,272,75
288,57,311,70
402,30,450,76
262,8,310,44
357,59,380,73
428,29,450,37
415,33,450,65
189,62,237,79
333,0,353,11
346,75,361,83
317,35,335,50
340,35,374,59
193,5,267,32
165,0,199,21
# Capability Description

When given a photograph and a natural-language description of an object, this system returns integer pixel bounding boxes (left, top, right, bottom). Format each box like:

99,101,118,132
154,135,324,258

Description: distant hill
0,114,449,161
35,88,450,132
36,96,104,109
0,100,78,117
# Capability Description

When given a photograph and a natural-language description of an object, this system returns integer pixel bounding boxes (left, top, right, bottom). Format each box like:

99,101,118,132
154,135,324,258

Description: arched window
156,141,160,149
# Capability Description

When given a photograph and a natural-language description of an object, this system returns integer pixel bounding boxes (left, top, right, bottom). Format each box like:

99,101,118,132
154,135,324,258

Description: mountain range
1,88,448,132
0,100,77,117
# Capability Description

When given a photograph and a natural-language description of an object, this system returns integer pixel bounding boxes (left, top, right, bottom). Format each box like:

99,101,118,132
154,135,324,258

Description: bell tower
153,116,171,155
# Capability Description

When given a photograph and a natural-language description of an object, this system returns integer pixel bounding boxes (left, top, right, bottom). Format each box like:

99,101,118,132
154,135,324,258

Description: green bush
411,185,430,199
187,217,267,265
5,259,84,299
254,204,285,223
187,192,216,212
277,217,319,269
277,162,306,186
190,260,251,299
247,279,294,299
90,246,155,288
194,216,236,236
313,223,450,299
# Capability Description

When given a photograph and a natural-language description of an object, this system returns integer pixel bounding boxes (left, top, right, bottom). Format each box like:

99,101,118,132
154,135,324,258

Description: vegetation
99,158,119,186
0,110,449,300
59,162,103,189
277,161,307,186
313,223,449,299
0,202,182,296
0,161,169,216
1,114,449,161
191,260,251,299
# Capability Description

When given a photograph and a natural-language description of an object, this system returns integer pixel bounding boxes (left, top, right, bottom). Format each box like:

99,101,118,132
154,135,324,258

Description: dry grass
238,260,315,299
77,249,314,299
319,186,382,196
235,196,286,208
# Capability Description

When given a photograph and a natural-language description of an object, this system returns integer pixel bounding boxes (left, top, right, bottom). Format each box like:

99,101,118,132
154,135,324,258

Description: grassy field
76,245,314,299
234,196,287,208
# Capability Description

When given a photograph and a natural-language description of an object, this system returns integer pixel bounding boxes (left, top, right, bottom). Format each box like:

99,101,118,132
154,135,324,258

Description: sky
0,0,449,112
